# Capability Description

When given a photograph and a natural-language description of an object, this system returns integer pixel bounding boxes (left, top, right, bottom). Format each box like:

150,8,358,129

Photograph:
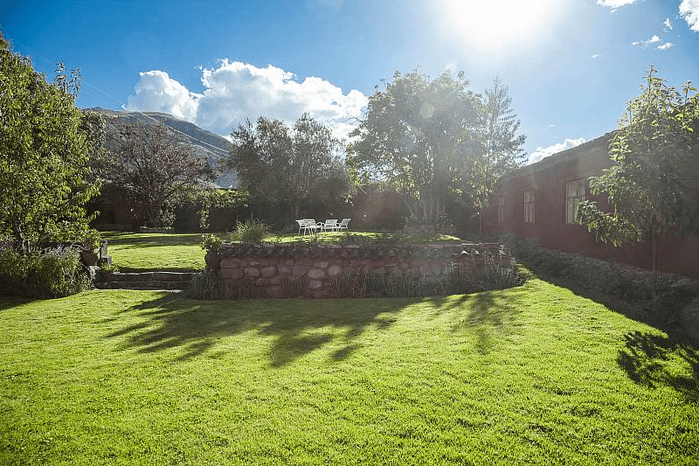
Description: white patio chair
296,219,308,235
321,219,338,232
300,219,322,234
337,218,351,231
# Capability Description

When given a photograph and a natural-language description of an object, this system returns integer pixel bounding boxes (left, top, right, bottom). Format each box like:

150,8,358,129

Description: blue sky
2,0,699,163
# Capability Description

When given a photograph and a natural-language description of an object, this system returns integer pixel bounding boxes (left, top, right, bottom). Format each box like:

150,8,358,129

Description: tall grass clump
446,257,524,295
187,270,223,300
228,219,268,243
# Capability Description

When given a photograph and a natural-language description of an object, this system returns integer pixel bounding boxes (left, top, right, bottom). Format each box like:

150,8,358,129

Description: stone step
96,271,196,290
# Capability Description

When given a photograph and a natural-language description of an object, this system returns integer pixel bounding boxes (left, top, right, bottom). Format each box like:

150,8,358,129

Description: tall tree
577,67,699,299
99,118,215,227
226,116,293,210
349,70,481,222
225,114,350,224
466,77,527,236
0,33,103,252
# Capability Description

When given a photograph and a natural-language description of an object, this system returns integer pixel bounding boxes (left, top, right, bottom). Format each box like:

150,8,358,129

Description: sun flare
439,0,561,54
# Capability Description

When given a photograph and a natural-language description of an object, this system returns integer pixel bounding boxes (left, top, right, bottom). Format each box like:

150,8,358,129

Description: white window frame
524,190,535,224
566,179,586,224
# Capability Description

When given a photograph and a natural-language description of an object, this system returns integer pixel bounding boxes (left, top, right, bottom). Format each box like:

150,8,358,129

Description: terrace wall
208,242,509,299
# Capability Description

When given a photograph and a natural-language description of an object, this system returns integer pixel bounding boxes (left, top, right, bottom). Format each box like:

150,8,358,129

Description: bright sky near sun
2,0,699,164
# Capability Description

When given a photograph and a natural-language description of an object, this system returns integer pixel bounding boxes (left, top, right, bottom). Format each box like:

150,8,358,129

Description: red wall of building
487,133,699,278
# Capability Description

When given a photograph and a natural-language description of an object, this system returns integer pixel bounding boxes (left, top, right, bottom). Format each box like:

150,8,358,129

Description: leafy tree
349,70,480,223
0,33,102,253
465,77,527,236
98,118,215,227
225,113,350,225
577,67,699,299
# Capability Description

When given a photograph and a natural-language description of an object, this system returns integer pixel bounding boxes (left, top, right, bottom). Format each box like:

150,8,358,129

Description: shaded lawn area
1,278,697,464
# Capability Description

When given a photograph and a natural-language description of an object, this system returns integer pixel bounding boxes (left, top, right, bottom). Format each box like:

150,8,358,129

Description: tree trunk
651,233,658,301
478,206,483,239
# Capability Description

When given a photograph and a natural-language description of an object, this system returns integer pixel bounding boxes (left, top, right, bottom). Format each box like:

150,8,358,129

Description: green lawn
101,231,464,272
1,279,697,464
101,231,206,272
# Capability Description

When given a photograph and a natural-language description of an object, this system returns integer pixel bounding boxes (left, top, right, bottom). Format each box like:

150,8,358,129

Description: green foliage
465,77,527,235
0,33,102,252
0,247,92,297
578,67,699,246
349,71,525,226
178,188,249,231
226,114,351,226
227,219,269,243
577,67,699,298
201,233,223,251
99,263,119,274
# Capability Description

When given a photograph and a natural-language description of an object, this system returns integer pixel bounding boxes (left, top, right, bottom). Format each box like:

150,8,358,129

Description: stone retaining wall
208,242,509,299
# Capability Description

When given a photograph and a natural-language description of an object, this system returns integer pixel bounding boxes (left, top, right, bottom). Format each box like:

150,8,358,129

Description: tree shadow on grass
435,288,523,354
106,294,409,367
0,297,36,312
617,331,699,402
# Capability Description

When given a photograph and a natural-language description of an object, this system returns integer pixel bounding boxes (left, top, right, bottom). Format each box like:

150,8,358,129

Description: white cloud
125,60,368,141
527,137,586,165
597,0,638,11
664,18,673,31
680,0,699,31
657,42,674,50
125,70,199,121
591,53,602,59
632,35,661,47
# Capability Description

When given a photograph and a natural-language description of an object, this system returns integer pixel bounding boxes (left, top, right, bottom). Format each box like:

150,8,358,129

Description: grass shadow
617,330,699,402
517,257,699,346
106,294,410,367
0,297,36,311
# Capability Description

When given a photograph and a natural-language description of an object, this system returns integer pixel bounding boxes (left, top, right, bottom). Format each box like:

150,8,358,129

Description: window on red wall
524,190,535,223
566,179,586,224
497,195,505,224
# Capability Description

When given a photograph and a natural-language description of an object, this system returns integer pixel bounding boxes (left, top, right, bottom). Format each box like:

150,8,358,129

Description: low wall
208,242,509,299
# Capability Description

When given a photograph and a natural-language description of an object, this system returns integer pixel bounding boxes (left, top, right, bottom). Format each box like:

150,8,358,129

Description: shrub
446,258,523,295
0,247,92,298
201,233,223,252
228,219,268,243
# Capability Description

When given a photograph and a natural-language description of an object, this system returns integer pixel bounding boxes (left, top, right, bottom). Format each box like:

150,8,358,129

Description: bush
187,271,223,300
496,234,676,302
446,258,523,295
228,219,268,243
0,247,92,298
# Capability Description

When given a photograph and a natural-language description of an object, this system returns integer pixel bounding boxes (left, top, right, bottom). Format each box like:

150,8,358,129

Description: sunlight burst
439,0,561,54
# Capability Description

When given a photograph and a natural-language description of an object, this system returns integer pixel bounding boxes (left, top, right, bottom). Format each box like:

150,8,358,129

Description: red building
487,133,699,278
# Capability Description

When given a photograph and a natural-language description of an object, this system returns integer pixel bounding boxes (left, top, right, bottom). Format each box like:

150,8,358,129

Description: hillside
89,108,237,188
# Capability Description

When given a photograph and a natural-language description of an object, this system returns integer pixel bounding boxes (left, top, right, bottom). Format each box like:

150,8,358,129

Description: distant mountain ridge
88,108,237,188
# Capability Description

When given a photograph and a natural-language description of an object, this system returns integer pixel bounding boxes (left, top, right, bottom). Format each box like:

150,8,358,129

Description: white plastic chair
322,219,338,232
336,218,351,231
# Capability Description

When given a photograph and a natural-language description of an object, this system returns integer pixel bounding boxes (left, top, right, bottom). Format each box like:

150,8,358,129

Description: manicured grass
1,279,697,464
101,231,464,271
101,231,205,272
